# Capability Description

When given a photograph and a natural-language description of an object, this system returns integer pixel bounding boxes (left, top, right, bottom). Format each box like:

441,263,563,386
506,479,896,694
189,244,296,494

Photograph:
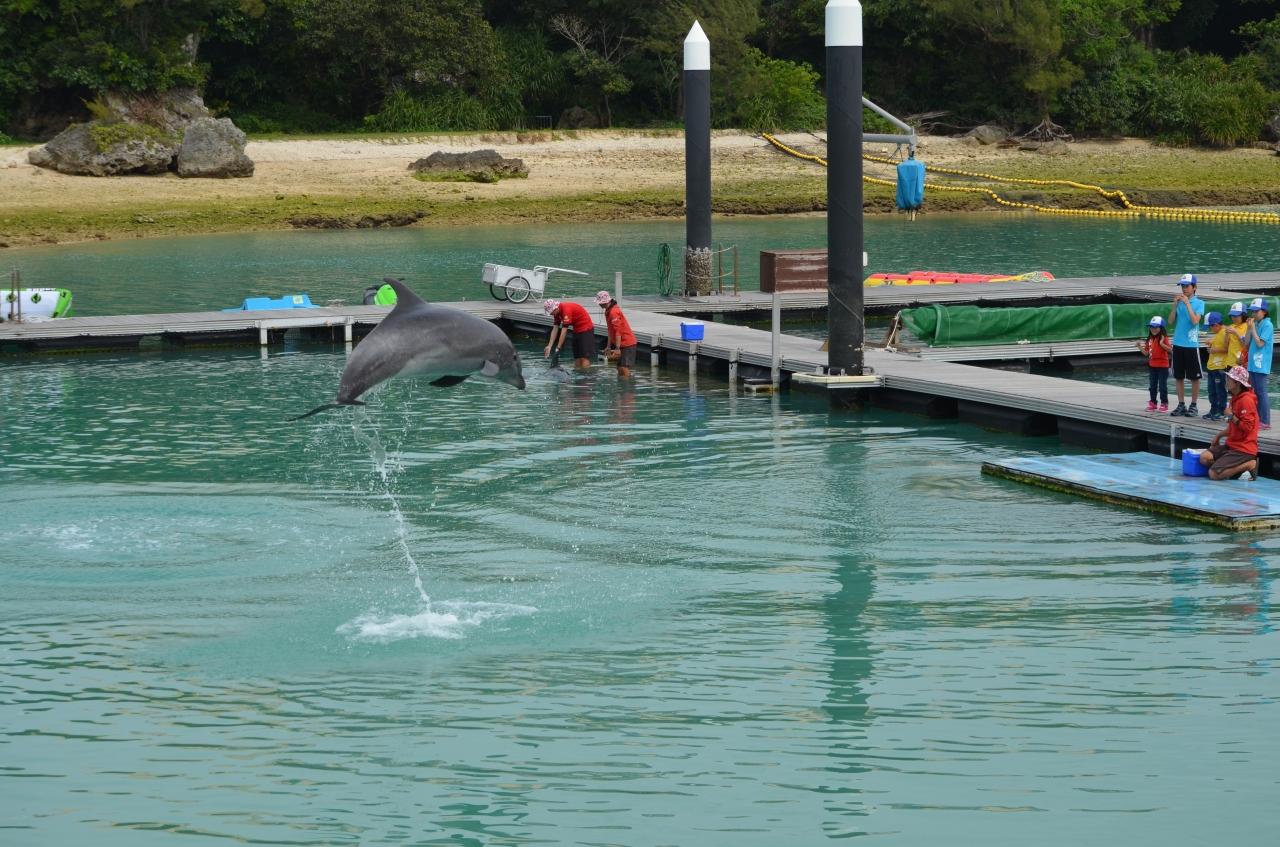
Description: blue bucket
1182,448,1209,477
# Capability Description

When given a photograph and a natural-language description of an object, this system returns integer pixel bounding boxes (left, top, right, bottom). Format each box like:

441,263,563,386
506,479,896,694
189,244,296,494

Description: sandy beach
1,130,1275,247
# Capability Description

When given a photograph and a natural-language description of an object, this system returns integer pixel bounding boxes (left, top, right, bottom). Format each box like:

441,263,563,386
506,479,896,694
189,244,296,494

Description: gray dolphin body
290,278,525,420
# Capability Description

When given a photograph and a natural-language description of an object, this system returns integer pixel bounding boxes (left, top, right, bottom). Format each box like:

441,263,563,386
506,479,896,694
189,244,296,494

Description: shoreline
2,130,1277,249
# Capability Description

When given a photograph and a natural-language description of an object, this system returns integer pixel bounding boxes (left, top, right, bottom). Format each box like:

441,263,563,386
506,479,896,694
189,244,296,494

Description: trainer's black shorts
616,345,637,368
571,330,597,360
1172,345,1203,381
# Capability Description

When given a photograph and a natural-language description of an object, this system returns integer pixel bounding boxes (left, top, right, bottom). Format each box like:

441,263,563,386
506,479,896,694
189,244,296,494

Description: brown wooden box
759,248,828,292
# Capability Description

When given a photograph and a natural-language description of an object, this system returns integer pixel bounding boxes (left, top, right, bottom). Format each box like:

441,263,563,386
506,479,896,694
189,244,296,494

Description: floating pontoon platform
982,452,1280,530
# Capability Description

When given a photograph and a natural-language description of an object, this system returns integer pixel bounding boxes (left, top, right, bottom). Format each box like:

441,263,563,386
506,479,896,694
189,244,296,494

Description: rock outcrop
176,118,253,178
964,125,1008,145
27,88,253,178
408,149,528,181
27,122,178,176
558,106,599,129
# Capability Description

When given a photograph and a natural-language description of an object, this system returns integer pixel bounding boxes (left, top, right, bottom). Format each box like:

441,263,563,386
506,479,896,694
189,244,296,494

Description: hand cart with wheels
483,263,588,303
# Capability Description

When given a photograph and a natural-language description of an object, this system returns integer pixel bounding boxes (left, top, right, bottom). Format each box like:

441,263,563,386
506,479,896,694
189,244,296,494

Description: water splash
337,601,537,643
350,412,429,604
343,410,537,642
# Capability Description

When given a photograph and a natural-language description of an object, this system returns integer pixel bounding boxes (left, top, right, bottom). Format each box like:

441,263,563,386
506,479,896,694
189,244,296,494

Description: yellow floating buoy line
760,132,1280,225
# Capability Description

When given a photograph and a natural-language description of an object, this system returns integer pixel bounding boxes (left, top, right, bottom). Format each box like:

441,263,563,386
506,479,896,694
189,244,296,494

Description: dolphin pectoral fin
481,360,500,377
429,375,469,387
286,400,365,421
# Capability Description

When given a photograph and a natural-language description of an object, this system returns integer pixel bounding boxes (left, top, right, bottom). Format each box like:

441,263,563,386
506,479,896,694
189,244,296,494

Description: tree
549,13,634,125
288,0,501,120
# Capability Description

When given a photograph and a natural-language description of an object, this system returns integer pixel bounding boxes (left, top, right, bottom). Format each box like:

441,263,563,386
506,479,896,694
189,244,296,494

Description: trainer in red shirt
595,290,637,378
543,299,597,368
1201,365,1260,480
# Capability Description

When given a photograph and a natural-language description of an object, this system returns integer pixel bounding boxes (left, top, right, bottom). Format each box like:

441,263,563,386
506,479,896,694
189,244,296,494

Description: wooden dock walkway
4,270,1279,352
502,301,1280,464
6,276,1279,469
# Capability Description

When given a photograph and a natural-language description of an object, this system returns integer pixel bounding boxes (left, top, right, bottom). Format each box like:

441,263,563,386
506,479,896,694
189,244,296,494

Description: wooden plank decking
6,275,1279,463
4,270,1278,347
505,301,1280,459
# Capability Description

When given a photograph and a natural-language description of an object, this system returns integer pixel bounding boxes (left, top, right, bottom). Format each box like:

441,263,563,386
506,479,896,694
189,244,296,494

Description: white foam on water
337,601,537,643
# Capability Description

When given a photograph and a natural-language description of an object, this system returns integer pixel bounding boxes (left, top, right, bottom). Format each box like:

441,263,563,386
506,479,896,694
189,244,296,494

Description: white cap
1250,297,1268,312
826,0,863,47
684,21,710,71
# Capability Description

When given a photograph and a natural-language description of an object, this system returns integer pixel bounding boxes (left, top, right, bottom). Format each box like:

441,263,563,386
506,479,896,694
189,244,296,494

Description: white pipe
771,291,781,386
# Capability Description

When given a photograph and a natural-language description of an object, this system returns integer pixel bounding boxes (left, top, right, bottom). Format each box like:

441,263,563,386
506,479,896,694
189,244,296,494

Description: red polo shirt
1227,388,1259,455
605,303,636,348
554,302,594,334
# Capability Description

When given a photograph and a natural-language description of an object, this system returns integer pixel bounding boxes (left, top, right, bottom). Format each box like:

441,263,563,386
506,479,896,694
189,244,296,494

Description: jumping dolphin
289,278,525,420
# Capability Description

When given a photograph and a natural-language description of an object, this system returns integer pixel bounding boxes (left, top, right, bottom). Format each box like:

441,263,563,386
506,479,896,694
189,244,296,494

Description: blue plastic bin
680,321,705,342
1181,448,1209,477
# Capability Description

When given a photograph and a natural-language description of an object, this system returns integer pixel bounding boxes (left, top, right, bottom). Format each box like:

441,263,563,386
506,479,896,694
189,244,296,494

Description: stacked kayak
2,288,73,321
222,294,317,312
865,270,1054,287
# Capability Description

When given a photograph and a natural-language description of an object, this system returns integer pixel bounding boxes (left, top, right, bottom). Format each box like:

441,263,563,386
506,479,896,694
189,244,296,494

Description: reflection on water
2,345,1278,844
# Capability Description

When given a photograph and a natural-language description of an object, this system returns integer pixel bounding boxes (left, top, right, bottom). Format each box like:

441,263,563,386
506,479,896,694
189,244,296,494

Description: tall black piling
826,0,864,378
684,21,712,296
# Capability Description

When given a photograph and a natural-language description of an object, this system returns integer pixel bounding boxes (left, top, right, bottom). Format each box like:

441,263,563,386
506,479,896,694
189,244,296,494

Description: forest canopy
1,0,1277,144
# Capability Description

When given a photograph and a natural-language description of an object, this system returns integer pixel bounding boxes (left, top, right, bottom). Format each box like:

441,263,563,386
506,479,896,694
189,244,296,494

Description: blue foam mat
984,452,1280,525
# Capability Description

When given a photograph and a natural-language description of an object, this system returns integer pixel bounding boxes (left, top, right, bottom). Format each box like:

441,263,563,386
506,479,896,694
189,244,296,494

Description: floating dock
6,278,1280,471
982,453,1280,530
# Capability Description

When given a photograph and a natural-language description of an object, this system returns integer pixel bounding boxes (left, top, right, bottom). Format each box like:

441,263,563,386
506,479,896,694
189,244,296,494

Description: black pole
684,21,712,295
826,0,863,377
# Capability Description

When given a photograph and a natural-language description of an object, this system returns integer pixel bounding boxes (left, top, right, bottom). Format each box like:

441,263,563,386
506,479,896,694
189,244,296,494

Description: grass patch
412,169,528,184
87,121,177,152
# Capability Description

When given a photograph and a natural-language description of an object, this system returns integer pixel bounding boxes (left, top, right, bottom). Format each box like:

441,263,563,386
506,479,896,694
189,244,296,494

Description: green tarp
900,298,1280,347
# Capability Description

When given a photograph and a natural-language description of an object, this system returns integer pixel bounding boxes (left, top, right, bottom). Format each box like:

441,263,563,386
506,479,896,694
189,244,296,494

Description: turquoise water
3,341,1279,844
5,215,1280,842
6,213,1280,316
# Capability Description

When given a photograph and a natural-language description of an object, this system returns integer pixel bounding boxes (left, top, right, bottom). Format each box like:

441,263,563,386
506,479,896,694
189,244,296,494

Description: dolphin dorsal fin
384,277,428,311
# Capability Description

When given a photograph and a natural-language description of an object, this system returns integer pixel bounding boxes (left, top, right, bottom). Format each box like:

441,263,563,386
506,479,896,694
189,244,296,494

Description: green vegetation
1,1,1278,144
87,121,176,152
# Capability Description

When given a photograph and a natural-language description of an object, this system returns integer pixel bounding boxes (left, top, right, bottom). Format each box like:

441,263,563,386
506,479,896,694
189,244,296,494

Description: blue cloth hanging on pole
895,158,925,210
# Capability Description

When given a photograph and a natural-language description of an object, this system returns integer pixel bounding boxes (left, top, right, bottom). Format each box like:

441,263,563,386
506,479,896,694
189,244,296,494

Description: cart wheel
489,283,507,301
505,276,531,303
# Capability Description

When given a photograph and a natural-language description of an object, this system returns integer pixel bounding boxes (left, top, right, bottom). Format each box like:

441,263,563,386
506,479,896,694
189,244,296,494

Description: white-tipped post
825,0,864,46
684,20,710,70
684,21,712,295
826,0,864,385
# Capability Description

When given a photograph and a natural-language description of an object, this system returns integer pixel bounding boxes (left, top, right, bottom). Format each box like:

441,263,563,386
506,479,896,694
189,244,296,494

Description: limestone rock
27,122,178,176
1038,139,1070,156
103,88,211,135
176,117,254,178
408,149,527,179
965,124,1007,145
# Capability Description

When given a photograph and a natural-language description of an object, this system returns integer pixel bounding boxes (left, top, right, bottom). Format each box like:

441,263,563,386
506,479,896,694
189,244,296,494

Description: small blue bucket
1182,448,1209,477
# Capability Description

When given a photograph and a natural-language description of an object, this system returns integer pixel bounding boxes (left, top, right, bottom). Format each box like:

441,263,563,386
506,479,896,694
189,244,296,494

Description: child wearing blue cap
1136,315,1172,412
1167,273,1204,417
1244,297,1273,430
1203,311,1229,421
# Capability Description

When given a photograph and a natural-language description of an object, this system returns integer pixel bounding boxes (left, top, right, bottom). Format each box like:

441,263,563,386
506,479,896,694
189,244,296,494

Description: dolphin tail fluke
287,400,365,421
